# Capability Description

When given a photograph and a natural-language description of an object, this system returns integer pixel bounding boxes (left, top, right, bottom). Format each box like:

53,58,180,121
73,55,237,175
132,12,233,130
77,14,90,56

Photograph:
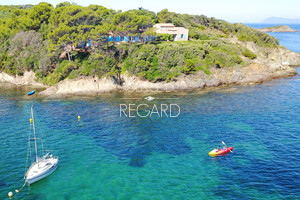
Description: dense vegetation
0,3,279,85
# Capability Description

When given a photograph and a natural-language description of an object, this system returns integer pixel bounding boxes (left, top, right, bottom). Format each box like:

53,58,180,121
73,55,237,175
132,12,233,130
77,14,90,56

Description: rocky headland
1,4,300,98
1,37,300,98
35,37,300,97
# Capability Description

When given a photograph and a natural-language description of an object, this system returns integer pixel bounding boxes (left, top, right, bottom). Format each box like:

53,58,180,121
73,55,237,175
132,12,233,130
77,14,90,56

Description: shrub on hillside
242,49,257,59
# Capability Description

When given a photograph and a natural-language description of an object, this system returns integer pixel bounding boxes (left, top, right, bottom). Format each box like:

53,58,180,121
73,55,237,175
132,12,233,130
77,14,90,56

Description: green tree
184,59,195,74
157,9,172,23
112,10,154,34
28,2,54,30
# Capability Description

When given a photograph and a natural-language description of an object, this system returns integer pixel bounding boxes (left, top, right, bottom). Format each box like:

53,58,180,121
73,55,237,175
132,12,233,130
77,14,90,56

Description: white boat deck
26,156,58,184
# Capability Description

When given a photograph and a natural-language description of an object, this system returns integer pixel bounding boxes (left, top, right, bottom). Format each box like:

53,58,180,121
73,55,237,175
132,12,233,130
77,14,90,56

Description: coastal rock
39,76,119,97
0,71,46,87
258,25,298,32
38,63,298,97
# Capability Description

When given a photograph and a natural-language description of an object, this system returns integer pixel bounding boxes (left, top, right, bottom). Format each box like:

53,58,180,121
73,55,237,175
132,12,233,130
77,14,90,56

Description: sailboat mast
31,106,39,163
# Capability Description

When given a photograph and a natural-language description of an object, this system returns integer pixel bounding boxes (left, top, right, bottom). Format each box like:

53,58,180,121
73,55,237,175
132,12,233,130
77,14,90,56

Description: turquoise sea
0,24,300,200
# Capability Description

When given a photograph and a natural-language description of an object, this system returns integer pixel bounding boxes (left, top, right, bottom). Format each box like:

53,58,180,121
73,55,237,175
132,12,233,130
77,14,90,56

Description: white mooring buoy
8,191,13,198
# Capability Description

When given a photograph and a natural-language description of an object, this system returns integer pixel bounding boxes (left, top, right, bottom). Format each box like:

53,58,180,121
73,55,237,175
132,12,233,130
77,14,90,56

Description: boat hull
26,157,58,185
209,147,233,156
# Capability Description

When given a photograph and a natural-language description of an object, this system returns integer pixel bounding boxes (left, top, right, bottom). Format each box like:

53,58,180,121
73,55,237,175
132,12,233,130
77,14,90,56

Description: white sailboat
9,92,59,197
24,105,58,185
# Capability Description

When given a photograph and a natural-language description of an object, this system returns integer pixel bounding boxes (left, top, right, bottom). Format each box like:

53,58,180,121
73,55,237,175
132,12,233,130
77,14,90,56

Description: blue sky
1,0,300,23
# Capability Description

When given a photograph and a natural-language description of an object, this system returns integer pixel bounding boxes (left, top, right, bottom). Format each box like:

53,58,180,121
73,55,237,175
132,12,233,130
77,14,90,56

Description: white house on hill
154,23,189,41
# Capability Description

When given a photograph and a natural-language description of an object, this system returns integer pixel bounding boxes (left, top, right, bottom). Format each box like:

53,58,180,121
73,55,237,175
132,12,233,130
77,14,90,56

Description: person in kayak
212,147,218,153
209,141,233,156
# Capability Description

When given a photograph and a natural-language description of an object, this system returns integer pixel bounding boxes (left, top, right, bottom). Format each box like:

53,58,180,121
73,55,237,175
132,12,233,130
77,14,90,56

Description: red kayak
209,147,233,156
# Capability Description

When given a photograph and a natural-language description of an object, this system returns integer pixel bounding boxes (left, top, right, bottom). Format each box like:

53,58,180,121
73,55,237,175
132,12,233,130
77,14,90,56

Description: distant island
258,25,298,32
263,17,300,24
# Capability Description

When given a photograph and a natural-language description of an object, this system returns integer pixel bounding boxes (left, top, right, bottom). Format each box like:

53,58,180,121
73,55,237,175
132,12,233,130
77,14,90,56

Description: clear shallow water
1,78,300,199
1,27,300,199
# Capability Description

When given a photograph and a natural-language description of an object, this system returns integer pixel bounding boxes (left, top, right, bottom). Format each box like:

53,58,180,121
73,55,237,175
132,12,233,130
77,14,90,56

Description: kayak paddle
222,141,233,153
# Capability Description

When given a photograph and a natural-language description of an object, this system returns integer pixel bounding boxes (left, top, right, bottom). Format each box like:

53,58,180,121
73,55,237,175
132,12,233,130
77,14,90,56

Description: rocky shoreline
0,64,298,98
37,64,297,97
0,71,46,88
1,42,300,97
0,65,298,98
